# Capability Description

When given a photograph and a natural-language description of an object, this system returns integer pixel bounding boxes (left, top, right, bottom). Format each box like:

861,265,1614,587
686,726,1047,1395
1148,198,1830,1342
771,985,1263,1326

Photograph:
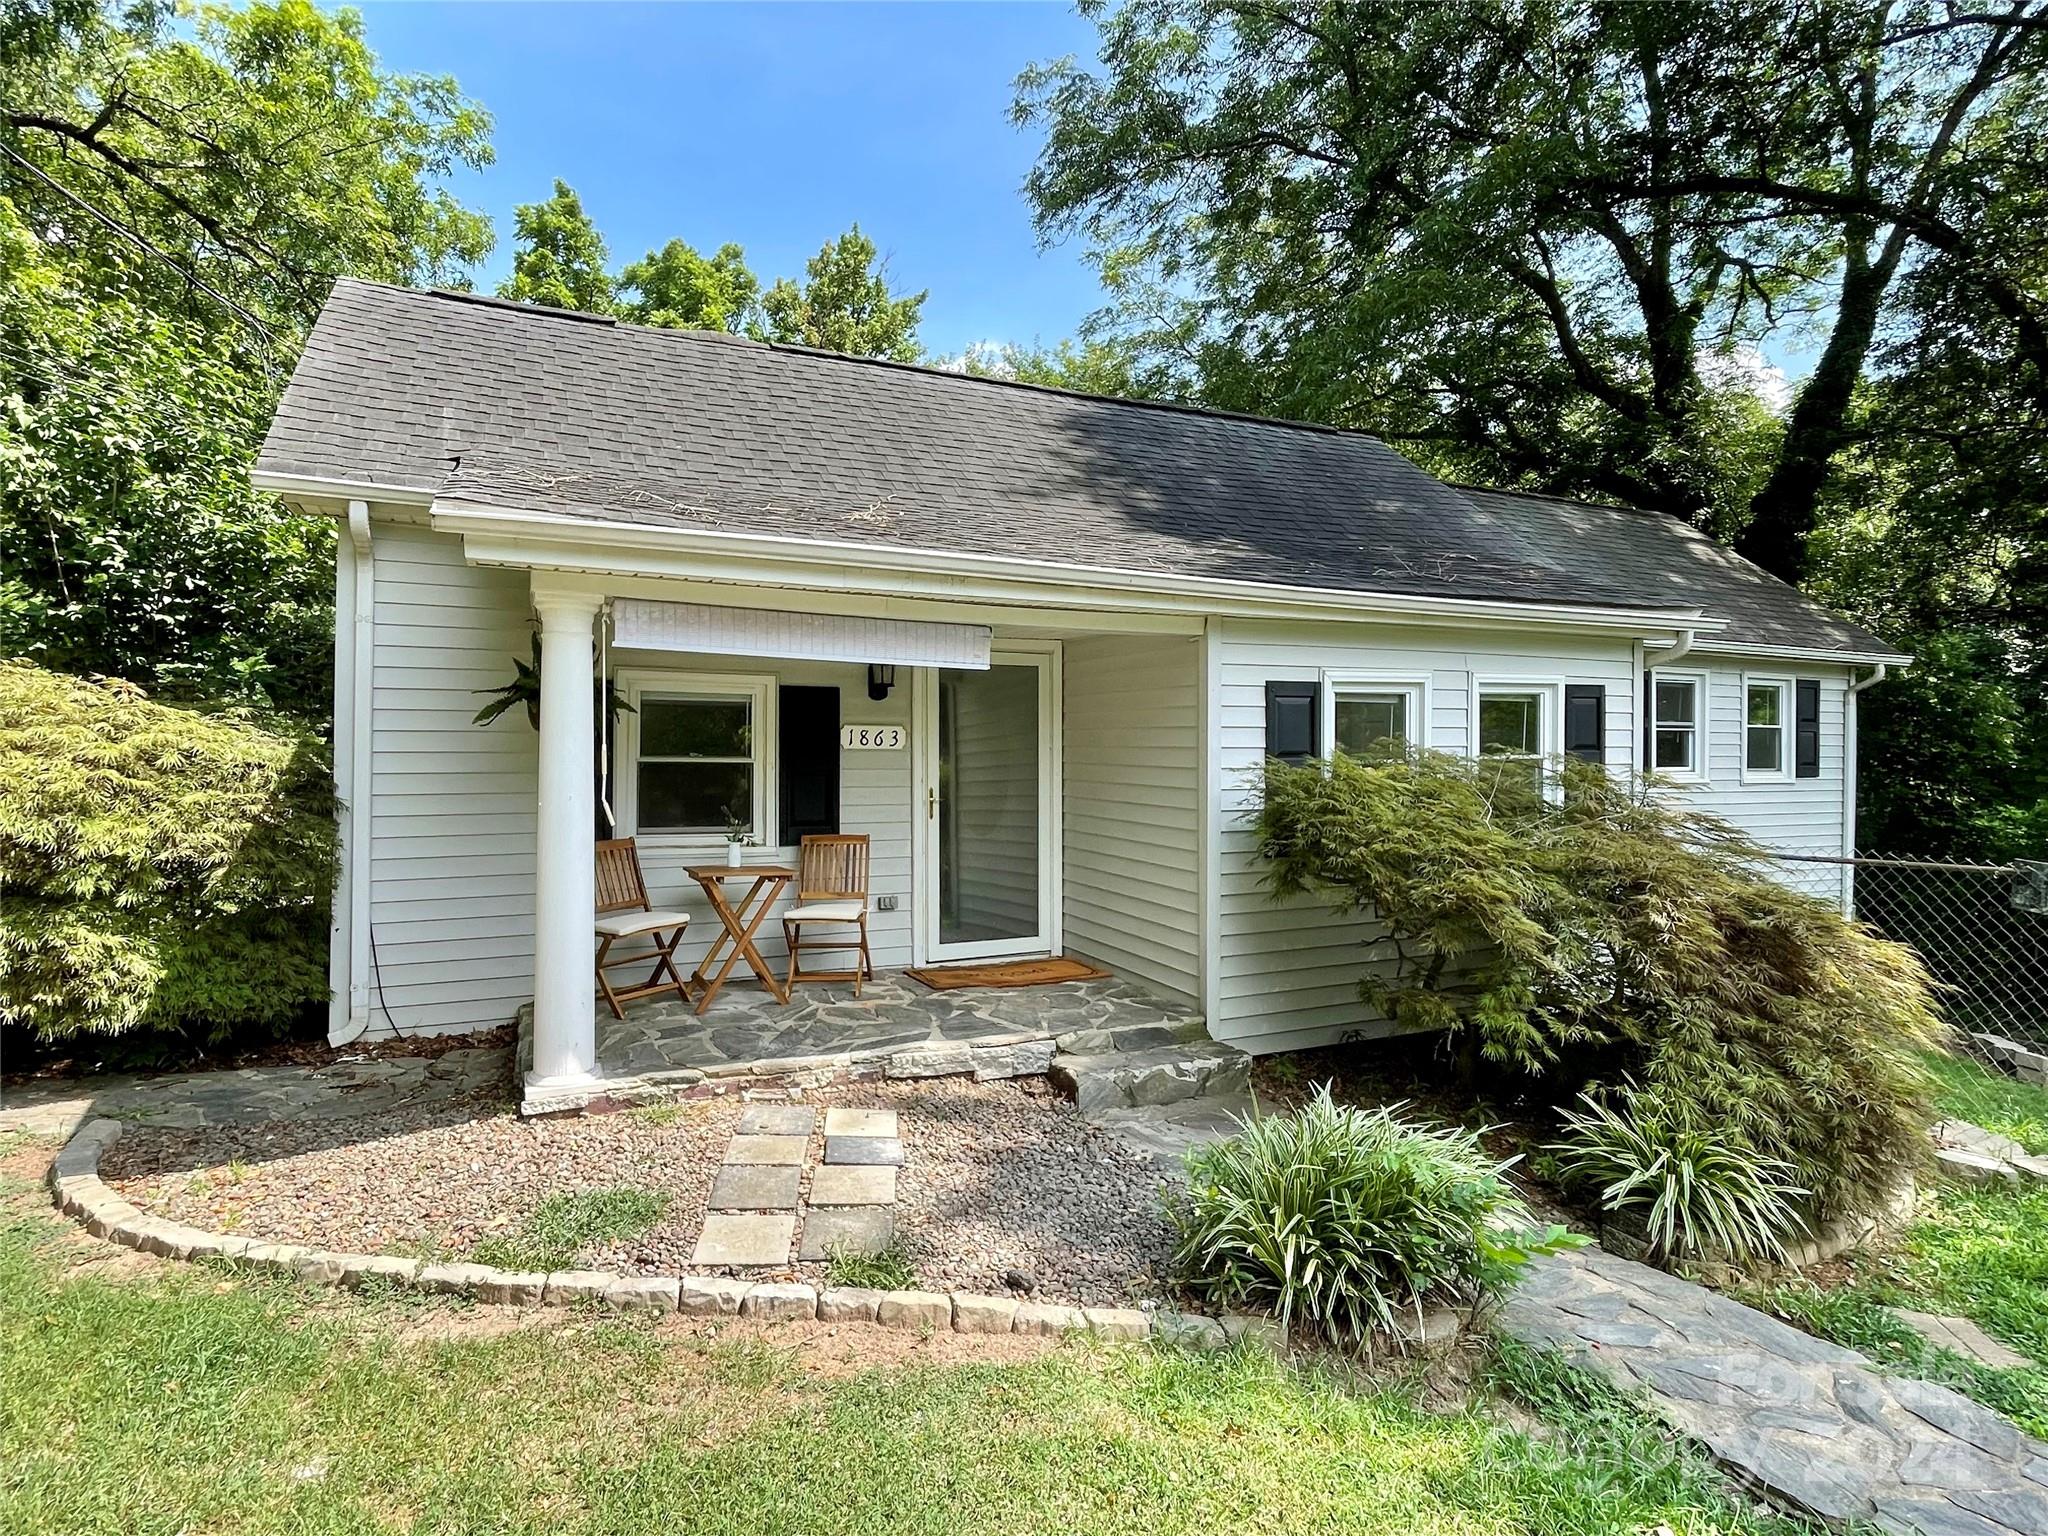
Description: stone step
1048,1042,1252,1115
1090,1095,1254,1175
1053,1015,1211,1057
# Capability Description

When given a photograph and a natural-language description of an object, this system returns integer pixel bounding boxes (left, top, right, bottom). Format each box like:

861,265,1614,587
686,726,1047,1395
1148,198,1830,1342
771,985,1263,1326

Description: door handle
927,787,936,820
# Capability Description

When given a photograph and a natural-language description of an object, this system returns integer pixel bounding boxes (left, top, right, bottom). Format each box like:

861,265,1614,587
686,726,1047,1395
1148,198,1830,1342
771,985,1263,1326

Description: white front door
915,645,1060,964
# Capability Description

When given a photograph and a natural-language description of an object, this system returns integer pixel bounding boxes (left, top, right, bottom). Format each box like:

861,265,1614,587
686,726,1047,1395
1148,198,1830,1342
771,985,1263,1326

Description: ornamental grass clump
1253,751,1945,1233
1548,1086,1810,1265
1170,1087,1578,1348
0,660,335,1042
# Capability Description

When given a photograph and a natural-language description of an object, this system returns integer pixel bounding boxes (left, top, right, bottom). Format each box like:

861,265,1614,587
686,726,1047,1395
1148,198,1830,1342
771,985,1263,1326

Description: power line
0,141,284,372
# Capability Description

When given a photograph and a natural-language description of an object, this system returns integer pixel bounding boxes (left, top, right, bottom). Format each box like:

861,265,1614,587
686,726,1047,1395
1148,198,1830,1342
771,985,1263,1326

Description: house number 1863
840,724,905,750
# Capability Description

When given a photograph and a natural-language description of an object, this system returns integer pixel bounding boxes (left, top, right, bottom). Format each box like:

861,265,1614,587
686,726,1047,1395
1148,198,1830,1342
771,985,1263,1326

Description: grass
825,1240,915,1291
0,1154,1820,1536
1749,1052,2048,1437
469,1187,669,1272
1923,1049,2048,1154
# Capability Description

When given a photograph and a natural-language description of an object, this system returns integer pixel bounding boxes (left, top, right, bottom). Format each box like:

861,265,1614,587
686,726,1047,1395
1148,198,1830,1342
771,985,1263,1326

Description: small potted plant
723,808,753,867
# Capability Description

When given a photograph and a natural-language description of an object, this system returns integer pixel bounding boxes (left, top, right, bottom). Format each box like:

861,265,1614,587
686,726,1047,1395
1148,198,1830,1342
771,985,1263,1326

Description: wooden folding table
683,863,796,1014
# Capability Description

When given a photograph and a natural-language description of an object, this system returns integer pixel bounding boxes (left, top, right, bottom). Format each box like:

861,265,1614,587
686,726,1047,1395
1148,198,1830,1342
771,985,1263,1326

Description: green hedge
0,660,336,1041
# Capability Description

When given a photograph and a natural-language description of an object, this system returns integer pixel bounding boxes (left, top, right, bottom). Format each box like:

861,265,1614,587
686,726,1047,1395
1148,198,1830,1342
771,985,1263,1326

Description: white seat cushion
595,909,691,938
786,900,866,923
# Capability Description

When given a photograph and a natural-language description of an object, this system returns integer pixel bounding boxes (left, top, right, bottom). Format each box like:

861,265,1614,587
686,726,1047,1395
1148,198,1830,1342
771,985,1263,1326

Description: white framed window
1649,668,1708,781
1321,671,1428,761
1470,678,1563,802
616,670,776,843
1741,675,1792,780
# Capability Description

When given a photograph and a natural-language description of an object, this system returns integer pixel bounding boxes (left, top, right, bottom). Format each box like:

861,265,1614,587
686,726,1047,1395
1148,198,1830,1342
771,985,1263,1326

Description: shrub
1169,1087,1578,1348
1254,751,1945,1228
1548,1086,1809,1265
0,660,335,1041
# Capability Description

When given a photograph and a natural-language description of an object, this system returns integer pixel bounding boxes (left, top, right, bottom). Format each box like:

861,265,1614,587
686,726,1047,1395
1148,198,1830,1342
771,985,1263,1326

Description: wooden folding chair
782,834,874,997
594,838,694,1019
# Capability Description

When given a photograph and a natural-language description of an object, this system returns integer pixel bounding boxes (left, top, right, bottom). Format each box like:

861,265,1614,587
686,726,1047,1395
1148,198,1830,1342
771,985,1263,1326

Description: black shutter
779,685,840,839
1564,684,1606,764
1642,671,1654,770
1795,679,1822,778
1265,680,1319,764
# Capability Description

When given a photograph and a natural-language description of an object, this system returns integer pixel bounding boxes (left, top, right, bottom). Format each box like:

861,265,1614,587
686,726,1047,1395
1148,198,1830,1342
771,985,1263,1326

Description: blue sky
355,2,1106,357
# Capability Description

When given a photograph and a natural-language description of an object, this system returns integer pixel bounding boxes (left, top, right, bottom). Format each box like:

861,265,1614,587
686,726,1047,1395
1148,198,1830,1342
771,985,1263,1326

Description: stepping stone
810,1164,896,1206
692,1211,795,1267
725,1134,808,1166
709,1164,801,1212
823,1134,903,1166
799,1205,895,1261
737,1103,816,1136
823,1107,898,1138
1897,1309,2033,1370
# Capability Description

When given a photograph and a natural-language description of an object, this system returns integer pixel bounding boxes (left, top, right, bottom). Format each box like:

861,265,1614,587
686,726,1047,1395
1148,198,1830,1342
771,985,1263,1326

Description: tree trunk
1736,252,1892,583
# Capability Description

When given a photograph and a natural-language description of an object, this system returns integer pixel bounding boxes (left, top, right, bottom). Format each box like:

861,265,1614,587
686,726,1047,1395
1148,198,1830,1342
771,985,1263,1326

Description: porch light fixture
866,664,896,701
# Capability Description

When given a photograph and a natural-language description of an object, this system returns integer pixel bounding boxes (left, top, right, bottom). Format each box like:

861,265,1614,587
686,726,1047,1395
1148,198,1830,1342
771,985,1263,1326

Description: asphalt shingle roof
1455,486,1901,658
257,278,1902,659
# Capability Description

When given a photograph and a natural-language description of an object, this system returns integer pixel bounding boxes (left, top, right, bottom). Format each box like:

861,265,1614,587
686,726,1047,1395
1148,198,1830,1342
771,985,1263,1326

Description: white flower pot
725,842,744,867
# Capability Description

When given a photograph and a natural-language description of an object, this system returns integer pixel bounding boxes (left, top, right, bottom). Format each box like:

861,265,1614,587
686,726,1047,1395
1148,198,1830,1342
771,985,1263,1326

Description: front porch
518,970,1210,1113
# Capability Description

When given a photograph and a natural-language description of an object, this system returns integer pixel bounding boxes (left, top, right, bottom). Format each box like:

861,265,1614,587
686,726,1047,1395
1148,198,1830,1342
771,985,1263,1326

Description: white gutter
432,501,1720,639
330,500,376,1046
1689,638,1912,668
252,468,437,508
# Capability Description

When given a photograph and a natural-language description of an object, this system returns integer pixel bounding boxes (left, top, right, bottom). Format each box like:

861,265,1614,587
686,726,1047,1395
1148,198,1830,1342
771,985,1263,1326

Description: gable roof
257,278,1902,660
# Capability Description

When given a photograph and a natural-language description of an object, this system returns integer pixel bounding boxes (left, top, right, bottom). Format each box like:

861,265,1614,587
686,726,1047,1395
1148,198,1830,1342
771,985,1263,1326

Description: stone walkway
0,1046,510,1139
1502,1246,2048,1536
692,1103,902,1268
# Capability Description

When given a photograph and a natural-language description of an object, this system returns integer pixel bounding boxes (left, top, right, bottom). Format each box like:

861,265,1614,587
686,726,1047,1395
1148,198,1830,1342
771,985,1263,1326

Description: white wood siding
1651,660,1856,906
1062,634,1204,1003
366,522,539,1035
1209,618,1640,1055
357,526,917,1038
1209,624,1861,1055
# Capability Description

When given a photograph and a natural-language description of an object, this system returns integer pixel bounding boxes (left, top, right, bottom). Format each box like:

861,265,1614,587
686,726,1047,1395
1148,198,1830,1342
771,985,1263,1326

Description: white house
253,279,1908,1104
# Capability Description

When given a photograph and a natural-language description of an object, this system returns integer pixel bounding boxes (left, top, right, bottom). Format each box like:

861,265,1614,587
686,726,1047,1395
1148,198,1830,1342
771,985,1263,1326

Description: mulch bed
3,1022,518,1087
97,1075,1172,1307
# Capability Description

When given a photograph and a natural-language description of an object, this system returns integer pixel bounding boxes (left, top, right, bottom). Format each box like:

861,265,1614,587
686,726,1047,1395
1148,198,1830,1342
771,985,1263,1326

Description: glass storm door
920,652,1055,963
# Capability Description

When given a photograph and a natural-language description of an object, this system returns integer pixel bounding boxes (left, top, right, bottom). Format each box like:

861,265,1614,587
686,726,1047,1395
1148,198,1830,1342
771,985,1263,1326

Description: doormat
904,957,1112,991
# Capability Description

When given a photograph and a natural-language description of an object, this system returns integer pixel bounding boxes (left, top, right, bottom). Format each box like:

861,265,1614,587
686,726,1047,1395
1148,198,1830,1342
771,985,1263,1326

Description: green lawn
1754,1053,2048,1437
0,1144,1810,1536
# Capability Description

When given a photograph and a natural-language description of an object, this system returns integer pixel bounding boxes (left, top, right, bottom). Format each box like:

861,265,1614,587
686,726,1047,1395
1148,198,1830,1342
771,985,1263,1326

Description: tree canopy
756,225,927,359
1,0,494,713
618,237,758,332
497,179,612,313
1017,0,2048,578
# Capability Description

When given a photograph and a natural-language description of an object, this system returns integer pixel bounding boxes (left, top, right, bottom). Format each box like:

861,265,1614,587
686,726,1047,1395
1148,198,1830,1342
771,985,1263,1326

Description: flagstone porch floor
516,971,1209,1113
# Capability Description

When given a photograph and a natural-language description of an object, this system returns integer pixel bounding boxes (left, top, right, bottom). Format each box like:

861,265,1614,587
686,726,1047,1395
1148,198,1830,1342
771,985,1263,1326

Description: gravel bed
100,1090,737,1263
98,1076,1172,1306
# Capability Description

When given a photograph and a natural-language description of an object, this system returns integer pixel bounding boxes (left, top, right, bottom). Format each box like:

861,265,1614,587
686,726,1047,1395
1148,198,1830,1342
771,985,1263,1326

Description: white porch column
528,588,604,1093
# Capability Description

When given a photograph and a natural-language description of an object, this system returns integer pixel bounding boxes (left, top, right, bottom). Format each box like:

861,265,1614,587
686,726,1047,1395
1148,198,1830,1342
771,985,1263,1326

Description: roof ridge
341,275,1392,444
1449,480,1695,524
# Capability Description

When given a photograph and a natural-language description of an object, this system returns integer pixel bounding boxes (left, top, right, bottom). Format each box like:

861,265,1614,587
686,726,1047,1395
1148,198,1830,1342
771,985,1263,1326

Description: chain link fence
1765,852,2048,1075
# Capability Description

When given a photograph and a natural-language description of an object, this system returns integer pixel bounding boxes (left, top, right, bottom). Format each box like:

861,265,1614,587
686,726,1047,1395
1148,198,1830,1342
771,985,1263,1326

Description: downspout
1649,626,1697,667
1637,627,1696,778
331,501,376,1045
1841,663,1887,916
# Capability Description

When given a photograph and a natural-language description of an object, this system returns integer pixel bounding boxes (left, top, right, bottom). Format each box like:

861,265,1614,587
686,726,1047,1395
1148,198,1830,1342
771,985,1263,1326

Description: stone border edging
49,1118,1266,1349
